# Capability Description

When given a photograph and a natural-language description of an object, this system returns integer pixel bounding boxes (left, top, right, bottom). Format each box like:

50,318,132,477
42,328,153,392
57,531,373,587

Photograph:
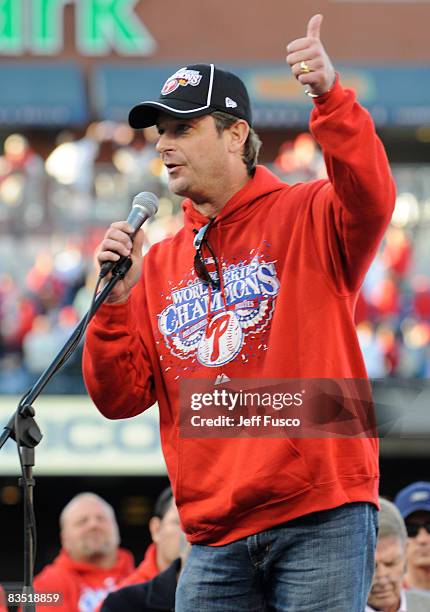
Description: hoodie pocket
176,436,312,537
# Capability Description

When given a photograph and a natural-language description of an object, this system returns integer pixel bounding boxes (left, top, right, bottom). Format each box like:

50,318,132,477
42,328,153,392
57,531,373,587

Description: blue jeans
175,502,378,611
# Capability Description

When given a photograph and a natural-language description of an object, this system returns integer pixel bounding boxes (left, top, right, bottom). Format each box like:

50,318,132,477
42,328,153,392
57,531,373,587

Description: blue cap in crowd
394,481,430,518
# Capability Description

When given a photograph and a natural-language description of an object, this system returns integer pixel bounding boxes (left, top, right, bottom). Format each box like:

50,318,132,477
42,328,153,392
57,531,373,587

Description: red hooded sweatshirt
83,79,396,546
33,548,134,611
114,543,159,589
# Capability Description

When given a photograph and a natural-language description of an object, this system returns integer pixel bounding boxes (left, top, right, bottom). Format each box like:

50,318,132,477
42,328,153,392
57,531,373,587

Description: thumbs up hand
286,14,336,97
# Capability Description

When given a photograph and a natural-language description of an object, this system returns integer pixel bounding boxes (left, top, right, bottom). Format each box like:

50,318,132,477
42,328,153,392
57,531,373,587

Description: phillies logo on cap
161,68,203,96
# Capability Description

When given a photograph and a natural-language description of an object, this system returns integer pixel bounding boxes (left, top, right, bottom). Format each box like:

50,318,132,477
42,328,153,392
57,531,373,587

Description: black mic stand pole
0,258,132,611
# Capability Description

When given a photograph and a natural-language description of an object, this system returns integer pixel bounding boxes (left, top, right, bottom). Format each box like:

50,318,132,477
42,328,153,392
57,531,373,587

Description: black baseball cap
128,63,252,128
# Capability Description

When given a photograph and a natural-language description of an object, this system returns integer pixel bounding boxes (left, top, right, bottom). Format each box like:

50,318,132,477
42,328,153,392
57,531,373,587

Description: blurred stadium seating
0,125,429,394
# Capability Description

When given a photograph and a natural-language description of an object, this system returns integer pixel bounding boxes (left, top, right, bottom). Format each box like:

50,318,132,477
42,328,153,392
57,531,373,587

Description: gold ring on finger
300,60,312,74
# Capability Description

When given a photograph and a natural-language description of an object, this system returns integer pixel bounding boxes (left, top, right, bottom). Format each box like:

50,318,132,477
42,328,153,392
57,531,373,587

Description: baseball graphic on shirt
197,311,244,367
158,256,280,365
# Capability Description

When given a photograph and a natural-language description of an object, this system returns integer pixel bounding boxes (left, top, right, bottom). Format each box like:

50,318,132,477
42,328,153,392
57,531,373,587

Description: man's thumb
307,13,323,39
132,228,145,258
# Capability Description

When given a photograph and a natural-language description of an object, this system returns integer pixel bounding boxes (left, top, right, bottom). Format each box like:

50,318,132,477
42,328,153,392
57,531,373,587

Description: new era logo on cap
225,97,238,109
128,63,252,129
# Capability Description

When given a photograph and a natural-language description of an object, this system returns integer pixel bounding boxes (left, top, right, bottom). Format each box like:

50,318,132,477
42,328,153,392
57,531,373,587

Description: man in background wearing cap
83,13,395,611
395,482,430,592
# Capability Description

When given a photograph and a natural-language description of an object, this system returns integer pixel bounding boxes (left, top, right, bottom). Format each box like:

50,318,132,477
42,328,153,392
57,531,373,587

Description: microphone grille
132,191,159,217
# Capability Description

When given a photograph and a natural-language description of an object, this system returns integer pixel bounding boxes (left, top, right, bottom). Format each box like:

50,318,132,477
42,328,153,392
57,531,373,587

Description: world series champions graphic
158,255,280,367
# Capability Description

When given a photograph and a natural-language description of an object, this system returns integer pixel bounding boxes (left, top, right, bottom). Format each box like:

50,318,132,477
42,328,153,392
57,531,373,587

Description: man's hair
153,486,174,519
211,111,262,177
59,492,117,530
378,497,407,546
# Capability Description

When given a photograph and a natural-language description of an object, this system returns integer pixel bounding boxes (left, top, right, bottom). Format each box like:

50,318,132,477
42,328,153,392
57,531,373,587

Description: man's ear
149,516,161,544
60,528,69,552
227,120,249,153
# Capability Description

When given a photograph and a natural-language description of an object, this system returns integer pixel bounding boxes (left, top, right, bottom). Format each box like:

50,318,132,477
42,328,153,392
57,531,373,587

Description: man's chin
168,177,187,197
369,592,397,608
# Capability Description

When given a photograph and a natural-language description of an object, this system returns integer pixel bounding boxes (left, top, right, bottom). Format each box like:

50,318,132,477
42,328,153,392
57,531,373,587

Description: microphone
99,191,159,278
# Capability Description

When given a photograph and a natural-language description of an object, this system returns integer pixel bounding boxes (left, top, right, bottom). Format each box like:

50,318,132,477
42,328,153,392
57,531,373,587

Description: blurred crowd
272,133,430,378
0,125,429,394
4,481,430,611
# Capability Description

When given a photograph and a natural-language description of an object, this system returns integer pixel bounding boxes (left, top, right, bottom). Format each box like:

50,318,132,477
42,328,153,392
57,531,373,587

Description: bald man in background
33,492,134,611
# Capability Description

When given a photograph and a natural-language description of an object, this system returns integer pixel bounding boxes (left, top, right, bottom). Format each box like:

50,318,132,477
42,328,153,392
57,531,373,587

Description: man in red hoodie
33,493,134,611
83,13,396,612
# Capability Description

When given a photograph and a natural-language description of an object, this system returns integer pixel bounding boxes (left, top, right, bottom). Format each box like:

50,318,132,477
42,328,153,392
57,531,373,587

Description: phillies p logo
197,311,243,367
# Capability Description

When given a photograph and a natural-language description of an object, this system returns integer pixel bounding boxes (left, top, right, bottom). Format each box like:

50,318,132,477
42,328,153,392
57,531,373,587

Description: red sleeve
82,285,156,420
308,76,396,293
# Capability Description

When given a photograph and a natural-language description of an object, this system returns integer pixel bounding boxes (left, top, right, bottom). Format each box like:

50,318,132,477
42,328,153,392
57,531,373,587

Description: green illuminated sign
0,0,156,56
32,0,68,54
77,0,155,55
0,0,23,53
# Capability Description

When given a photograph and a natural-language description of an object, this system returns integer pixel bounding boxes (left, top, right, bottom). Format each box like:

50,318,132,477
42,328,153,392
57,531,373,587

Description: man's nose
155,132,173,154
87,516,102,529
374,564,389,579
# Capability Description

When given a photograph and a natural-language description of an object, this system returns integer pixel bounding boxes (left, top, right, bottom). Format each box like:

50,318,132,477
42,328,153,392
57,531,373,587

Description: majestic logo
215,373,231,385
158,256,280,367
161,68,203,95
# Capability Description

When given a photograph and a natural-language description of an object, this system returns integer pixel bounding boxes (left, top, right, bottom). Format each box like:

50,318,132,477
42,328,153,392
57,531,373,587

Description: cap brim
403,503,430,518
128,100,213,128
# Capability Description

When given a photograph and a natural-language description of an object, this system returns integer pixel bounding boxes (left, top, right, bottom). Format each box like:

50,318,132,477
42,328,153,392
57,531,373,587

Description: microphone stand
0,258,132,611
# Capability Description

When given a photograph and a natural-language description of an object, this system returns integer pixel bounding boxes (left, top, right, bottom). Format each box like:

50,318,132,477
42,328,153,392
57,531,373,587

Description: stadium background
0,0,429,583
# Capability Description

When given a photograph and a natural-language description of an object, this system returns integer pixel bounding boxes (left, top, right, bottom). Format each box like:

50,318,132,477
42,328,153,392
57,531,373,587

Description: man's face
405,510,430,569
61,497,119,563
152,501,182,567
155,114,231,203
367,536,405,611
